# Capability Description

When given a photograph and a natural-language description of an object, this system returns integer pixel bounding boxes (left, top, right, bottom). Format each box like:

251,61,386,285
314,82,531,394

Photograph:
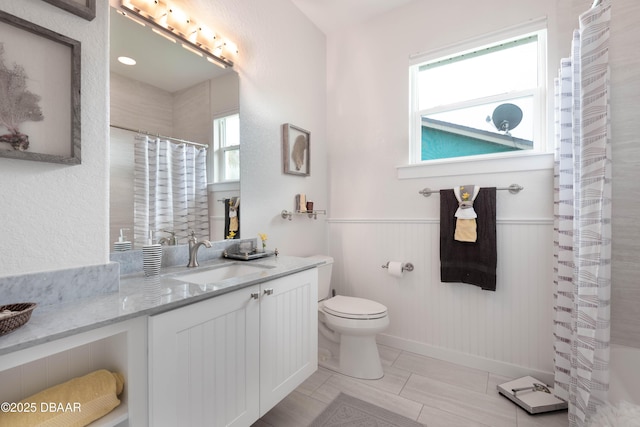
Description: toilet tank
307,255,334,301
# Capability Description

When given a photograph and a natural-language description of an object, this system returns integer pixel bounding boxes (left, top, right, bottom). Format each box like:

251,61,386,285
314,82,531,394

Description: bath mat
310,393,425,427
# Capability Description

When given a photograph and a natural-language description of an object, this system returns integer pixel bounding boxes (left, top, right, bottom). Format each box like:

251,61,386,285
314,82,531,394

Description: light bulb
117,56,137,66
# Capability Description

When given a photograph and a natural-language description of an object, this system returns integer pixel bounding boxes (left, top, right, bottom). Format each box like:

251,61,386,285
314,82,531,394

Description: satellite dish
491,103,523,134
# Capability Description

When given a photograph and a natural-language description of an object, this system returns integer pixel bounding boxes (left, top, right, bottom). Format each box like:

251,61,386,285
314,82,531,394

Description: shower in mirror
109,6,240,251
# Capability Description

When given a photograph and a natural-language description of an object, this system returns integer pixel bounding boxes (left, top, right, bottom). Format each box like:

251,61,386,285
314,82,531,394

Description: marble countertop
0,255,322,356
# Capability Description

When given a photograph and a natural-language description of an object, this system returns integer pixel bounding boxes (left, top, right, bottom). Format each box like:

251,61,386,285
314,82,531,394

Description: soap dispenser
113,228,132,252
142,231,162,277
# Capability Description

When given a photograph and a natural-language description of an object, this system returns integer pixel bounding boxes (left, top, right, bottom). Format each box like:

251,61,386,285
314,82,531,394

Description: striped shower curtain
552,1,611,426
134,137,209,248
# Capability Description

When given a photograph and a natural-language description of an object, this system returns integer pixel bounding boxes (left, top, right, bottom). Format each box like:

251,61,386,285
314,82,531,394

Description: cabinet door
149,285,260,427
259,269,318,415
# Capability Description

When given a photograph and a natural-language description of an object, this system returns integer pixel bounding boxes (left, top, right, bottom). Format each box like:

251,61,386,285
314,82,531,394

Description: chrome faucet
187,230,211,268
158,229,178,246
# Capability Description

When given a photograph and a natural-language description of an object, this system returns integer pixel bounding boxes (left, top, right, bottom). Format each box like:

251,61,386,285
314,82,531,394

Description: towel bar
419,183,523,197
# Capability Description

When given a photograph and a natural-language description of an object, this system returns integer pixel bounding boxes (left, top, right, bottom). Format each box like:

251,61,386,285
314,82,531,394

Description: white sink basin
173,263,273,286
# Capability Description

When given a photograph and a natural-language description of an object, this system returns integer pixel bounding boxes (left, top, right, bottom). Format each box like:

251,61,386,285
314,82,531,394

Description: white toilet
310,255,389,380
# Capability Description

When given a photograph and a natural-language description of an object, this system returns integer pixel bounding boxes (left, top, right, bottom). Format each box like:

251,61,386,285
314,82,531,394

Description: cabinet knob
263,288,274,296
250,292,260,300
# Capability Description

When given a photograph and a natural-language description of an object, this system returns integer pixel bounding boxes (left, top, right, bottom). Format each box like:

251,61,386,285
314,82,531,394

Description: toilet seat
322,295,387,320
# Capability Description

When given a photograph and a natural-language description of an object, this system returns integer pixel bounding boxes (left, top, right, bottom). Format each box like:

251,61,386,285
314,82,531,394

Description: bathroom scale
497,376,568,415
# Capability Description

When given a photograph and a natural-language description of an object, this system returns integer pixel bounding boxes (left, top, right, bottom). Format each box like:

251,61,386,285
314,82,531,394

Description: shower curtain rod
418,184,524,197
110,124,208,148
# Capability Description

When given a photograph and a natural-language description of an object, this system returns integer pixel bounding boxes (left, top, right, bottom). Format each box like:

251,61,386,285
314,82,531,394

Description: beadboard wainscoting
328,217,555,383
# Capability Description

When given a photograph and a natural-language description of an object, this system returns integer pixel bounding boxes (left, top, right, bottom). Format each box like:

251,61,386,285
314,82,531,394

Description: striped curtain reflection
552,1,611,426
134,137,209,248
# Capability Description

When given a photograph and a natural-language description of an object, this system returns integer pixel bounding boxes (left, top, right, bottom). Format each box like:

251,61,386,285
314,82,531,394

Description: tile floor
253,344,569,427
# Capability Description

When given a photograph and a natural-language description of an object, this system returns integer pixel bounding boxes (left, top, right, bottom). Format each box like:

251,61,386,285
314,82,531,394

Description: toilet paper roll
387,261,404,278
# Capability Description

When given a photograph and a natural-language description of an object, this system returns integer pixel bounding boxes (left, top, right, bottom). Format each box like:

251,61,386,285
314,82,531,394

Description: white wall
185,0,329,257
606,0,640,405
0,1,110,276
0,0,327,278
608,0,640,349
609,344,640,405
325,0,640,385
325,0,559,379
326,0,558,219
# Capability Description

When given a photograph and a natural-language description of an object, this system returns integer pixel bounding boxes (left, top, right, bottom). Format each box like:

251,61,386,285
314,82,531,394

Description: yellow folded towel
0,369,124,427
229,215,239,232
455,218,477,242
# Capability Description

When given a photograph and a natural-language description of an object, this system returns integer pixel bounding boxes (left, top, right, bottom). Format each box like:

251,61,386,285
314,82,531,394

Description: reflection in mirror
109,7,240,251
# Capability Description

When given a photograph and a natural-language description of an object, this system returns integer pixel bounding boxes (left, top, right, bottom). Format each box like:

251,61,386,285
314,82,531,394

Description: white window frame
210,111,240,184
402,19,552,178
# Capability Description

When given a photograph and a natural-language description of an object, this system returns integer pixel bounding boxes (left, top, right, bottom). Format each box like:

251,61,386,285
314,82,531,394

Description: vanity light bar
120,0,235,69
117,9,146,26
206,56,227,69
181,43,203,57
152,27,176,43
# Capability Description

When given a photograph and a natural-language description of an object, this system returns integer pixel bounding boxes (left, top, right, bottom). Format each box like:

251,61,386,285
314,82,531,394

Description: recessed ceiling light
118,56,137,66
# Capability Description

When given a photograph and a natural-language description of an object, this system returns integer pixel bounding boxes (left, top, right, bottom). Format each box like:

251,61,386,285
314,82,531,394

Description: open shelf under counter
0,317,147,427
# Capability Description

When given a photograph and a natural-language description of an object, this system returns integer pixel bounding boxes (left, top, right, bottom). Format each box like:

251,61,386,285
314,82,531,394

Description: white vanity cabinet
148,283,261,427
259,268,318,416
148,268,318,427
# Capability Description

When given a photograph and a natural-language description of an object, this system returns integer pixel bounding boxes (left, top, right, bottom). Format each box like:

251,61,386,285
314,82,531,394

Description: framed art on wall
0,10,82,165
282,123,310,176
41,0,96,21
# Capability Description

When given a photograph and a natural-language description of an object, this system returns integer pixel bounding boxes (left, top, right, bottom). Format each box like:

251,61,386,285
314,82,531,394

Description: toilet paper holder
382,262,414,272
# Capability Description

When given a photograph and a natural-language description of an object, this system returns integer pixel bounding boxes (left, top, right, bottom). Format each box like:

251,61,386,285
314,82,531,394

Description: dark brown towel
440,187,497,291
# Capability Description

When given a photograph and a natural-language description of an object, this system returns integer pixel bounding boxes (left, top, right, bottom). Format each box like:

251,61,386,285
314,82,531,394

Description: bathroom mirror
109,7,240,251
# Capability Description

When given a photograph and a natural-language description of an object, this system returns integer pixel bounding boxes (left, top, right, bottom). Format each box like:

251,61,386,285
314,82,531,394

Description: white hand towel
453,185,481,242
454,185,480,219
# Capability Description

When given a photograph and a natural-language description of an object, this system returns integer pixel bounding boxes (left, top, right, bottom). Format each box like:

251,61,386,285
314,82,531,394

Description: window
409,27,547,164
211,113,240,183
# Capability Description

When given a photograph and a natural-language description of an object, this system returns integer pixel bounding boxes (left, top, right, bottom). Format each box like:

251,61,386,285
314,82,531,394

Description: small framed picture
41,0,96,21
0,10,82,165
282,123,310,176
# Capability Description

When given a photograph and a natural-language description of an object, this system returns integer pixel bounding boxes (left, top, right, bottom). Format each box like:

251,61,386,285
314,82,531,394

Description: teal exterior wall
421,127,521,161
